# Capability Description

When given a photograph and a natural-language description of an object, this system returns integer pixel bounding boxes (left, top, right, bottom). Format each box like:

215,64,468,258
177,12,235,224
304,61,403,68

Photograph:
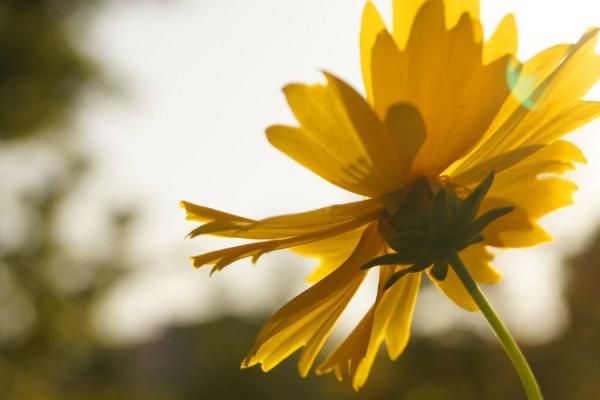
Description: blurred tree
1,1,599,399
0,0,99,141
0,162,134,399
0,1,125,399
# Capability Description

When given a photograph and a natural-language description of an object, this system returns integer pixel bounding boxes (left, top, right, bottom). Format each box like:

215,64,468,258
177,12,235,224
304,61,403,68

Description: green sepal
468,234,485,246
369,171,514,291
459,206,515,241
429,189,454,239
454,171,495,227
385,229,430,251
383,264,426,289
361,253,414,270
430,262,449,281
383,270,410,290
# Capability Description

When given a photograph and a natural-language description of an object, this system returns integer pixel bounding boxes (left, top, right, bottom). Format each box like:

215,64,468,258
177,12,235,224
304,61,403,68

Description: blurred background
0,0,599,399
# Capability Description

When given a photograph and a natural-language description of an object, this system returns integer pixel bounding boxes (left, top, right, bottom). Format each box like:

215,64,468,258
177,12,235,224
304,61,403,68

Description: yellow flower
181,0,600,391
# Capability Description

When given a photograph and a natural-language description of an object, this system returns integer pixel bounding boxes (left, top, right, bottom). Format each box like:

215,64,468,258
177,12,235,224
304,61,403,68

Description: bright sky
75,0,600,345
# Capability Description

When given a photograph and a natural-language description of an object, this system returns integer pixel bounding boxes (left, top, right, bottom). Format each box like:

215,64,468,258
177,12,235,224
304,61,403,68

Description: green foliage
0,0,99,141
0,156,131,399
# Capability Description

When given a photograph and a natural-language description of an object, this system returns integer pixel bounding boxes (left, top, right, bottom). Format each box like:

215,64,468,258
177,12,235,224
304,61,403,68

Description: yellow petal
242,198,381,236
317,268,421,391
353,271,420,389
360,1,386,104
383,271,421,359
449,144,544,186
267,125,373,196
369,30,405,120
525,101,600,146
181,197,380,240
373,0,510,175
427,268,479,311
241,224,383,377
368,31,427,172
392,0,428,50
482,178,579,247
483,14,518,64
459,243,502,284
293,227,365,283
316,307,375,383
384,103,427,175
443,0,480,29
479,140,584,247
454,29,600,175
479,197,551,248
268,72,414,196
190,211,378,272
180,200,252,224
449,104,593,184
392,0,479,50
428,244,500,311
428,267,478,311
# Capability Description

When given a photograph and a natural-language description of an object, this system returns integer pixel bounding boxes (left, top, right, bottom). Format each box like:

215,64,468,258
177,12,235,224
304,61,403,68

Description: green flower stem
446,250,543,400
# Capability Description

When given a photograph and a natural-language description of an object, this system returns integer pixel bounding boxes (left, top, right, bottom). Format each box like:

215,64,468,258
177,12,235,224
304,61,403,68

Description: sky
71,0,600,345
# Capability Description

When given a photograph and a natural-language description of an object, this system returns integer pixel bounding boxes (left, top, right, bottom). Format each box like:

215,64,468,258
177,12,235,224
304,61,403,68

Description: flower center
378,175,451,247
364,172,514,288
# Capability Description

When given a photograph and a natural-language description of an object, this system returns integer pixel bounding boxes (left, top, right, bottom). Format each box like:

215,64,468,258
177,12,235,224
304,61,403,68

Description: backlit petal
241,224,383,377
268,72,416,196
317,269,421,390
428,244,499,311
428,267,477,311
373,0,511,176
454,29,600,175
384,271,422,359
181,198,380,240
525,101,600,145
293,227,365,283
460,243,502,284
190,211,378,272
360,1,386,104
392,0,479,50
480,141,585,247
483,14,518,64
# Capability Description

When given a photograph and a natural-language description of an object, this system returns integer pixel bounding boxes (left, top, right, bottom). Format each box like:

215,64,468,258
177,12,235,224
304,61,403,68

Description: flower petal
292,227,365,283
454,29,600,175
428,268,477,311
392,0,428,50
181,198,380,240
241,224,383,377
460,243,502,284
480,140,585,247
316,269,421,390
190,211,378,272
372,0,511,175
267,125,372,196
180,201,252,224
242,198,380,236
268,72,415,196
366,32,428,172
316,307,375,386
360,1,386,104
525,101,600,145
383,103,428,178
384,272,422,359
483,14,518,64
392,0,479,50
448,101,596,185
427,243,500,311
